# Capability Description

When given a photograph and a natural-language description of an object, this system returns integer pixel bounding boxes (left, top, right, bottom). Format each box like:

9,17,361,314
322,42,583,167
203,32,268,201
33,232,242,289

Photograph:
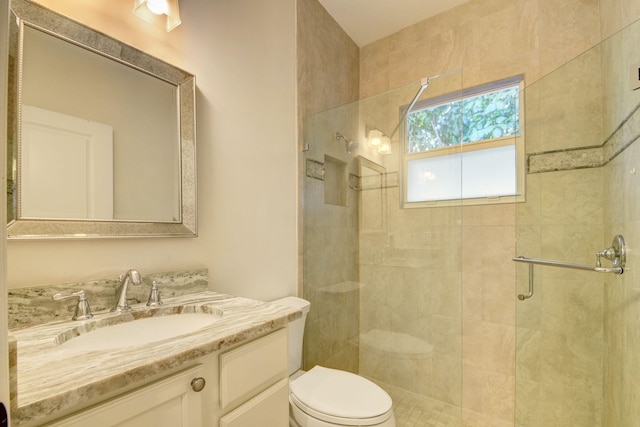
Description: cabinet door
45,365,205,427
219,328,288,410
219,378,288,427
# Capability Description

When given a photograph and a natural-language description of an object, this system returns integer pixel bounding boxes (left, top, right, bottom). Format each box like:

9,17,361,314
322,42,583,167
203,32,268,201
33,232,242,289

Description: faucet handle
146,280,164,307
52,290,94,321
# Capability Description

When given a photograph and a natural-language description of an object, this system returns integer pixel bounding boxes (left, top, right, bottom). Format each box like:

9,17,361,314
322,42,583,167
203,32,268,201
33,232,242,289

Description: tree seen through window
406,85,520,153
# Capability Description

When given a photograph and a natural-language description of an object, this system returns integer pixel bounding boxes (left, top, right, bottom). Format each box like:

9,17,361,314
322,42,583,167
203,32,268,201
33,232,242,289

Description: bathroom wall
0,0,11,410
603,119,640,427
296,0,361,372
600,3,640,426
6,0,298,302
517,5,640,426
599,0,640,38
355,0,606,425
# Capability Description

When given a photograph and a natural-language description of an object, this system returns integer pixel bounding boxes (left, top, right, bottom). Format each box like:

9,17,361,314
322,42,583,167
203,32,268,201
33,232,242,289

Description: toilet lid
290,366,392,421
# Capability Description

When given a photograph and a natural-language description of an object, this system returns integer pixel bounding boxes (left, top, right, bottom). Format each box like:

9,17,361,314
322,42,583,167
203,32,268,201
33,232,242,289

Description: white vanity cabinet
44,364,206,427
41,328,289,427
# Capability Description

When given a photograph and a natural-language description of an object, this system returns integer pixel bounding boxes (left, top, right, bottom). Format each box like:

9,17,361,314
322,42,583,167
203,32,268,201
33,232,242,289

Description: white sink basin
59,313,222,351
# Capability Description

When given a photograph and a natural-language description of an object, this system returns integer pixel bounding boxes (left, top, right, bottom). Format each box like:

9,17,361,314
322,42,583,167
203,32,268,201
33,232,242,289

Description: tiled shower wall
298,0,640,425
296,0,361,372
358,0,606,425
601,3,640,425
604,120,640,427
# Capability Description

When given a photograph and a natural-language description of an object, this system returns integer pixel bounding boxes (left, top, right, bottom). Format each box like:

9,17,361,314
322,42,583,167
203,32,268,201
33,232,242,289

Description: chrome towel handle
514,234,626,301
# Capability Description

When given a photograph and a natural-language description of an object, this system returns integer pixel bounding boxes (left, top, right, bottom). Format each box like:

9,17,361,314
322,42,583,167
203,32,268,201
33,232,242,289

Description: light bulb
368,129,382,147
146,0,168,15
378,136,391,154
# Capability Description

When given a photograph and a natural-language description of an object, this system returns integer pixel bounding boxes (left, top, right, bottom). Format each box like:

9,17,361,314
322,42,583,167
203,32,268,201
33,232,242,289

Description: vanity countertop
10,291,300,426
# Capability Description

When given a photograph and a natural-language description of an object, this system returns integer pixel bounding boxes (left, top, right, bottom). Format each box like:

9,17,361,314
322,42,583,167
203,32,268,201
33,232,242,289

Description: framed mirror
7,0,197,239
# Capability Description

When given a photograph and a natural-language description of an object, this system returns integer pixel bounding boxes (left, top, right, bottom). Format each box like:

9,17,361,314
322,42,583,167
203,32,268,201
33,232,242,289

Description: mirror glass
7,0,197,239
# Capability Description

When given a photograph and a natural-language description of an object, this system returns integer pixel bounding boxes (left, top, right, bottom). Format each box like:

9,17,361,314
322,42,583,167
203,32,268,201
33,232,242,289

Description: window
402,76,525,207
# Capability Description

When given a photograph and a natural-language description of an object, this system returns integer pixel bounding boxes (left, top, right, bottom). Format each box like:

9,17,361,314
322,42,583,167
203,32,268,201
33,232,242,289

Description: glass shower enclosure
515,16,640,427
301,72,467,425
301,15,640,426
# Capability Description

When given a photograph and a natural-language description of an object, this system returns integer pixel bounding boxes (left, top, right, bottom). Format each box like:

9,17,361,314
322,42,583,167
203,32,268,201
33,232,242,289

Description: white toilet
273,297,396,427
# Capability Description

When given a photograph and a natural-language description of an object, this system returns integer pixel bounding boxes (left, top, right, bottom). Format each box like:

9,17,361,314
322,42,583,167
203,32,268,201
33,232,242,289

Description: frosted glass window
407,153,462,202
406,145,516,202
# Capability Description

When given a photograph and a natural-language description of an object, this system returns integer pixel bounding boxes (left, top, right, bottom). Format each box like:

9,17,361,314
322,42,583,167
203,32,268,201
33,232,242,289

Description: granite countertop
10,291,300,426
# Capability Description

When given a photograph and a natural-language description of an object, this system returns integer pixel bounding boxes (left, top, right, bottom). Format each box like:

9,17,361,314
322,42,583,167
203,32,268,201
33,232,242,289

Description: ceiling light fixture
133,0,181,32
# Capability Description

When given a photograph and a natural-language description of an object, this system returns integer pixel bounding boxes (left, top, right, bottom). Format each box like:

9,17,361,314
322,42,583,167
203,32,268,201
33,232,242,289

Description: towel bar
513,235,625,300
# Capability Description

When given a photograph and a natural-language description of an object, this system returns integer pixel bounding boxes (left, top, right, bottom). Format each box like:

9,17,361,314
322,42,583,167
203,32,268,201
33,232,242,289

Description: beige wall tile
359,39,391,98
431,354,463,405
600,0,623,39
430,314,463,357
602,0,640,37
622,0,640,27
539,169,604,226
481,272,517,326
462,272,483,322
462,364,515,421
463,319,516,375
299,0,361,373
297,0,359,117
538,0,601,77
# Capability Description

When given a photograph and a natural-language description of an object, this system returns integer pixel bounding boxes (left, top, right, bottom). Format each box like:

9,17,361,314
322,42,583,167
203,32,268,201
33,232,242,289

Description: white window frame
401,75,526,208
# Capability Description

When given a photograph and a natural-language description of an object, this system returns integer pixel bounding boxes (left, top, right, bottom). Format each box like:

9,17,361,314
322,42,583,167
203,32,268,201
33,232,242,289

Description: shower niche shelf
324,155,348,207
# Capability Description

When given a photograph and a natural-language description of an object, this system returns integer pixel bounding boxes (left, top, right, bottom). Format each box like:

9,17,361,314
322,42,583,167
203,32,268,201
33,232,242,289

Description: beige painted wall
6,0,298,302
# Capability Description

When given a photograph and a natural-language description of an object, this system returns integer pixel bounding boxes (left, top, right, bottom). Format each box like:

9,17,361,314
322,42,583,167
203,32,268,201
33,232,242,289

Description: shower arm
388,69,462,140
387,79,429,140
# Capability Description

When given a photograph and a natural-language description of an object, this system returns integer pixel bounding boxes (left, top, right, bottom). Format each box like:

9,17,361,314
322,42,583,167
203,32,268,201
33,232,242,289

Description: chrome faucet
112,269,142,312
52,290,93,320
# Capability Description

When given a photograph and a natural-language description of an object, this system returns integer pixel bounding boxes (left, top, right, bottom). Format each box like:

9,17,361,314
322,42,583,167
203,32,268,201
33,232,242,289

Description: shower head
335,132,358,154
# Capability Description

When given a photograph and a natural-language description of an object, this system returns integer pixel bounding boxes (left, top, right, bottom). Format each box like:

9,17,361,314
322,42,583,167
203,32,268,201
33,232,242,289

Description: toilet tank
271,296,310,375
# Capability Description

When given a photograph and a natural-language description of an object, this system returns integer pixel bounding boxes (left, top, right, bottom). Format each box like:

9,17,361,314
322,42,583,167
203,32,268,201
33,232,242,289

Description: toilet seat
290,366,393,426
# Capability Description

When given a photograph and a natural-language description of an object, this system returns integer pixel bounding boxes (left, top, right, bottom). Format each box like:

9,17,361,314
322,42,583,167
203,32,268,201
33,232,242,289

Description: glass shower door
302,74,465,426
515,17,640,426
